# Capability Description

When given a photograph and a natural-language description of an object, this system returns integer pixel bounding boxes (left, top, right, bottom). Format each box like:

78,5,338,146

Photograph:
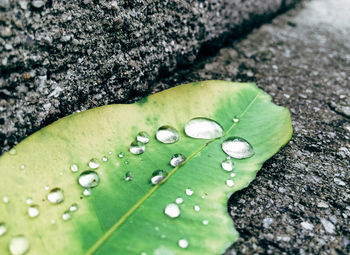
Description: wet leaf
0,81,292,254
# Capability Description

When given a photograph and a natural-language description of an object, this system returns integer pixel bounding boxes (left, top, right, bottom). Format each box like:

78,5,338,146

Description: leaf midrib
85,91,261,255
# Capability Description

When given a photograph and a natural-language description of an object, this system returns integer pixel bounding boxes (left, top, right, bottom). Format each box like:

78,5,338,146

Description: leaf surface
0,81,292,255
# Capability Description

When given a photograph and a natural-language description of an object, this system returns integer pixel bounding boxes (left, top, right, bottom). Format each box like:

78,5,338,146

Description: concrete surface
157,0,350,254
0,0,298,153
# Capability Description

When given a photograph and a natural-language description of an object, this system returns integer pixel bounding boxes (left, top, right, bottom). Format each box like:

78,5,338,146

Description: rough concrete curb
0,0,299,154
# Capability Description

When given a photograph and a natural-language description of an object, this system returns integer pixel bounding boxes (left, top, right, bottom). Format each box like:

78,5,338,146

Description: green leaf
0,80,292,255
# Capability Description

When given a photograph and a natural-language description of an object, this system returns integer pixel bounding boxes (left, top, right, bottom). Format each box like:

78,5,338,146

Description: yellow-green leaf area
0,80,292,255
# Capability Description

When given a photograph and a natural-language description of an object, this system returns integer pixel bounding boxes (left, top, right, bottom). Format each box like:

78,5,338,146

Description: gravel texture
157,0,350,253
0,0,298,153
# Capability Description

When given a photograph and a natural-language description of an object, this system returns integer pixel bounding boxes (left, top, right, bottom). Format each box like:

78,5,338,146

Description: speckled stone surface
0,0,299,153
157,0,350,253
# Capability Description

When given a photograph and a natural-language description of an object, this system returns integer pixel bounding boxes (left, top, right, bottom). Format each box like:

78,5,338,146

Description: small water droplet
9,148,17,155
164,203,180,218
175,197,183,204
141,252,147,255
83,189,91,196
222,137,254,159
230,173,236,178
70,164,79,173
51,220,56,224
201,195,206,199
156,126,179,144
194,205,200,212
129,141,146,155
69,203,78,212
102,157,108,162
44,186,50,191
88,158,100,169
78,171,100,188
184,118,223,139
151,170,168,185
170,154,186,167
59,172,63,176
9,235,29,255
221,158,234,171
155,226,159,231
0,222,7,236
62,211,71,221
47,188,64,204
27,205,39,218
185,188,193,196
232,117,239,123
124,171,134,181
226,180,234,187
178,239,188,249
202,220,209,225
3,196,9,203
136,131,150,144
161,234,166,239
20,165,25,170
118,153,124,158
108,151,113,155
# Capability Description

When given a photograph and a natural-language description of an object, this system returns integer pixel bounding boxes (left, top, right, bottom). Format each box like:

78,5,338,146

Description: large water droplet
78,171,100,188
69,203,78,212
62,211,72,221
170,154,186,167
0,222,7,236
175,197,183,204
47,188,64,204
184,118,223,139
164,203,180,218
27,205,39,218
83,189,91,196
88,158,100,169
185,188,194,196
151,170,168,185
129,141,146,155
70,164,79,173
156,126,179,144
136,131,150,144
226,180,234,187
222,137,254,159
9,235,29,255
221,158,234,171
178,239,188,249
124,171,134,181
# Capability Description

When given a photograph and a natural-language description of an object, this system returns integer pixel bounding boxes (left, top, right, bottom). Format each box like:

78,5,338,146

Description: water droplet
230,173,236,178
47,188,64,204
178,239,188,249
185,188,193,196
62,211,71,221
9,148,17,155
44,186,50,191
27,205,39,218
124,171,134,181
108,151,113,155
221,158,234,171
175,197,183,204
151,170,168,185
69,203,78,212
78,171,100,188
102,157,108,162
201,195,206,199
118,153,124,158
164,203,180,218
170,154,186,167
129,141,146,155
0,222,7,236
20,165,25,170
141,252,147,255
184,118,223,139
161,234,166,239
155,226,159,231
194,205,200,211
3,196,9,203
202,220,209,225
156,126,179,144
222,137,254,159
51,220,56,225
70,164,79,173
88,158,100,169
226,180,234,187
136,131,150,144
233,117,239,123
9,235,29,255
83,189,91,196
